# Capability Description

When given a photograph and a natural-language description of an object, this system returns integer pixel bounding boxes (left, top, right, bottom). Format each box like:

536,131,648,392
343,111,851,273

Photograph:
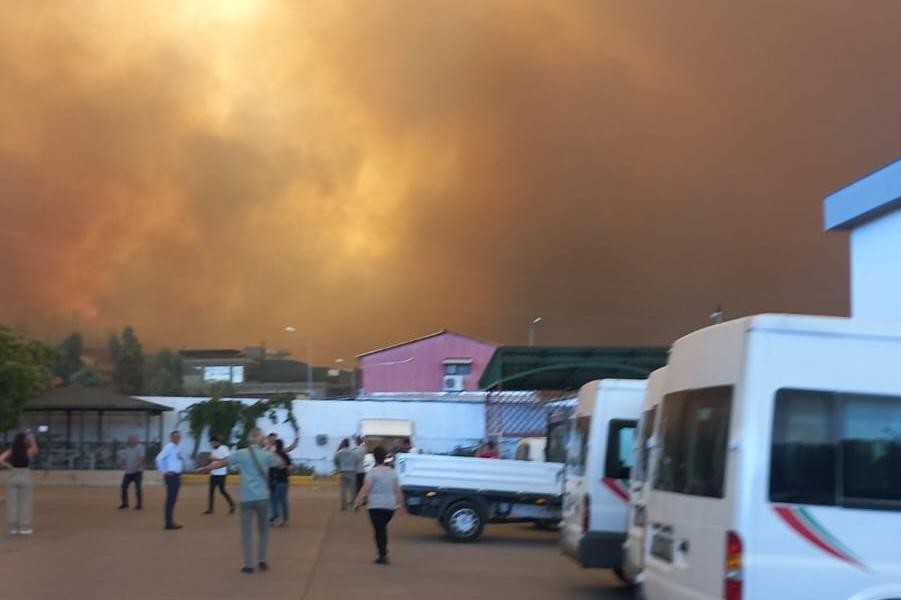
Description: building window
202,365,245,383
443,363,472,376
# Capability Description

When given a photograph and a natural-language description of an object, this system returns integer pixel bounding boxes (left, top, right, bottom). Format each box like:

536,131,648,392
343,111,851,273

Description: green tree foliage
109,326,144,395
70,367,101,388
145,349,183,396
0,325,56,432
181,392,300,457
54,332,84,384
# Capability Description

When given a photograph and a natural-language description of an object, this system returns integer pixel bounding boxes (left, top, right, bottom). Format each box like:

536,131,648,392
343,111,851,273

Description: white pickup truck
395,453,564,542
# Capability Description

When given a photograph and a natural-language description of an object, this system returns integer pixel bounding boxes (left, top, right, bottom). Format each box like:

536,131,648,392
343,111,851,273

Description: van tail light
582,494,591,534
724,530,743,600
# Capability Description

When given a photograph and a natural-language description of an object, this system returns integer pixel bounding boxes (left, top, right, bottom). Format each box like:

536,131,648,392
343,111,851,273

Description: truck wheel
443,501,484,542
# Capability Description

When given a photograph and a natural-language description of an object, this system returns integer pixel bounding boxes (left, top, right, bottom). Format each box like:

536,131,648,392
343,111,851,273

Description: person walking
197,428,286,573
0,431,40,535
203,436,235,515
268,439,290,526
155,431,185,530
353,446,406,565
334,439,357,510
118,434,145,510
353,435,368,494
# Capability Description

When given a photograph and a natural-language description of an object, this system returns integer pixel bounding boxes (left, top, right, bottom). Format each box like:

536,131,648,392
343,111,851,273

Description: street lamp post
285,326,314,398
528,317,543,347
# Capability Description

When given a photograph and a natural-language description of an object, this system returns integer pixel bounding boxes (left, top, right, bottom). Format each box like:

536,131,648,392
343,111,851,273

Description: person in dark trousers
155,431,185,530
204,436,235,515
196,427,286,574
118,434,145,510
353,435,367,494
353,446,406,565
268,439,290,526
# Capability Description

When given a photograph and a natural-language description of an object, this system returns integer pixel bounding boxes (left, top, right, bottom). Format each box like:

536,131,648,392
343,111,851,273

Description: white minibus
621,366,666,586
560,379,646,577
644,314,901,600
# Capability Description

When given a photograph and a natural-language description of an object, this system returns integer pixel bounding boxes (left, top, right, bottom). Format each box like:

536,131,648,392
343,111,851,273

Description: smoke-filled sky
2,0,900,361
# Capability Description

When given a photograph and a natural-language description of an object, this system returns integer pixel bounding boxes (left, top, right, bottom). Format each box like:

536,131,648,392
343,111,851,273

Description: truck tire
443,501,485,542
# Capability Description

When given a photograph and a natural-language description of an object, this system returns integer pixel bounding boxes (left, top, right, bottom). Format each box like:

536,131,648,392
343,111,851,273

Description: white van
644,314,901,600
561,379,646,576
621,367,666,585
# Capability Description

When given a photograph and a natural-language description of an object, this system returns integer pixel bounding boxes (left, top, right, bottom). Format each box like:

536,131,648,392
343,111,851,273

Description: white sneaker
19,528,32,535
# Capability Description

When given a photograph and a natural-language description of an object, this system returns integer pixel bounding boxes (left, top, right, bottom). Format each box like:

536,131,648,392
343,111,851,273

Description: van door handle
679,540,690,554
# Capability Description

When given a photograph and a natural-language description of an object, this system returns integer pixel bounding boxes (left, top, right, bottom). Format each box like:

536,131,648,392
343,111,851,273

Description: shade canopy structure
479,346,669,392
16,387,173,470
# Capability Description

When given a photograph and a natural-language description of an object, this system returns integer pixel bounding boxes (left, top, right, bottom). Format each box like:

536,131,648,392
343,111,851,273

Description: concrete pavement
0,485,633,599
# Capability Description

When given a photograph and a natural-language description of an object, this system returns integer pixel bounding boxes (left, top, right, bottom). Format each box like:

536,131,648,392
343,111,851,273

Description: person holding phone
0,431,40,535
197,427,286,573
353,446,406,565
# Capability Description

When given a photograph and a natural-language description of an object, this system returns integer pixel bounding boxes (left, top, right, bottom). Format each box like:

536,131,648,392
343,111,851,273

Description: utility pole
528,317,543,347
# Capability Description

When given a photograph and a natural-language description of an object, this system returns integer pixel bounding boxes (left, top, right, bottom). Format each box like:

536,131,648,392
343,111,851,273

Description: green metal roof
479,346,669,391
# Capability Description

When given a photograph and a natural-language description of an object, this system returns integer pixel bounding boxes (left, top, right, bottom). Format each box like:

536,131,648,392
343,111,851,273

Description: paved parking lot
0,484,632,600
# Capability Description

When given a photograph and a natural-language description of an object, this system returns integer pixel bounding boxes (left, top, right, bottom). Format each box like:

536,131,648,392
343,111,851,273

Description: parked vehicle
621,367,666,586
396,453,563,542
644,314,901,600
514,437,547,461
560,379,646,577
359,418,415,467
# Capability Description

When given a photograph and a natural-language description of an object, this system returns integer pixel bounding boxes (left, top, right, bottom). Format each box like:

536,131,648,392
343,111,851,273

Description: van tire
443,501,485,542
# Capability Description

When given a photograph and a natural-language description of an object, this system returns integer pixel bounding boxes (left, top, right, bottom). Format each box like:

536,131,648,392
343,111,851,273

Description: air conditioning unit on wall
442,375,464,392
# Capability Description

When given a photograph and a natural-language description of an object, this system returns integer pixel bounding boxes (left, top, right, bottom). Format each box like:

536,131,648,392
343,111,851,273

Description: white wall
140,397,486,474
851,208,901,320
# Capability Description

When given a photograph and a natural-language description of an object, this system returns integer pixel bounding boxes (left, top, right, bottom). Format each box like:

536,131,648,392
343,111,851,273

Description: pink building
357,330,499,393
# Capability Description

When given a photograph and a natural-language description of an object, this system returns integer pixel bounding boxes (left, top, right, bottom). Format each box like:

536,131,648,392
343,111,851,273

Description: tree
0,325,56,432
70,367,101,388
109,326,144,395
145,349,183,396
54,332,84,384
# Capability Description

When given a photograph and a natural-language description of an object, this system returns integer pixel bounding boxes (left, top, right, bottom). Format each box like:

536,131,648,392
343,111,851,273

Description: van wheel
443,501,484,542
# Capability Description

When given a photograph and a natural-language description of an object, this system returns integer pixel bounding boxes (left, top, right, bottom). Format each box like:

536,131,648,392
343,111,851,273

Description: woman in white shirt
353,446,406,565
204,436,235,514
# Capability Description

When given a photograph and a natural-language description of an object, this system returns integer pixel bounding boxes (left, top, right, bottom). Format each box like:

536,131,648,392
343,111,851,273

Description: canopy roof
25,387,173,413
479,346,669,391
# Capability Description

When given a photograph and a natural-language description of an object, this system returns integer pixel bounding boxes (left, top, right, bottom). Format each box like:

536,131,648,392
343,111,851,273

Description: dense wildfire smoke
1,0,900,357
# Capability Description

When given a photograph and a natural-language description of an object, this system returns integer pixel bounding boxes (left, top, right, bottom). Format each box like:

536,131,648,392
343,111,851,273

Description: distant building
357,330,498,393
178,347,354,398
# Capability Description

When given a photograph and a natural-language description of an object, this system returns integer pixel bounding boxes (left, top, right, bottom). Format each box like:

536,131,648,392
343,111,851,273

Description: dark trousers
270,482,289,522
368,509,395,558
356,473,365,494
164,473,181,526
121,472,143,507
208,475,234,511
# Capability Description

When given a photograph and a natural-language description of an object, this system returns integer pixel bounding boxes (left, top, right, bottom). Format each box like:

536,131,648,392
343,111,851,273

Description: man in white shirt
204,436,235,515
155,431,185,530
353,435,368,494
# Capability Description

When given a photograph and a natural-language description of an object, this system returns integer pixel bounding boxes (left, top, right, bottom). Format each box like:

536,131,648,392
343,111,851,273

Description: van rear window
654,386,732,498
770,388,901,509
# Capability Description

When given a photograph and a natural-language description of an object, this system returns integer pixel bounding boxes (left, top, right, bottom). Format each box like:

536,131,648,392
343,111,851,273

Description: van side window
567,416,591,476
769,390,835,505
654,386,732,498
633,406,658,483
771,388,901,509
605,419,637,480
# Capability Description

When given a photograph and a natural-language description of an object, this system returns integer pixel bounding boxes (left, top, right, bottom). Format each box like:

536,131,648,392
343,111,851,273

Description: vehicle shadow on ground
404,527,561,548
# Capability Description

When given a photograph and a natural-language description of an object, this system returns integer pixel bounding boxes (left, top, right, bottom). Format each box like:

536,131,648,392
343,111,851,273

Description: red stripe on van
601,478,629,502
772,506,864,570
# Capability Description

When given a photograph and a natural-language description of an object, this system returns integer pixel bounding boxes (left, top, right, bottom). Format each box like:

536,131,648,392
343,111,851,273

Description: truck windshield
566,416,591,476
